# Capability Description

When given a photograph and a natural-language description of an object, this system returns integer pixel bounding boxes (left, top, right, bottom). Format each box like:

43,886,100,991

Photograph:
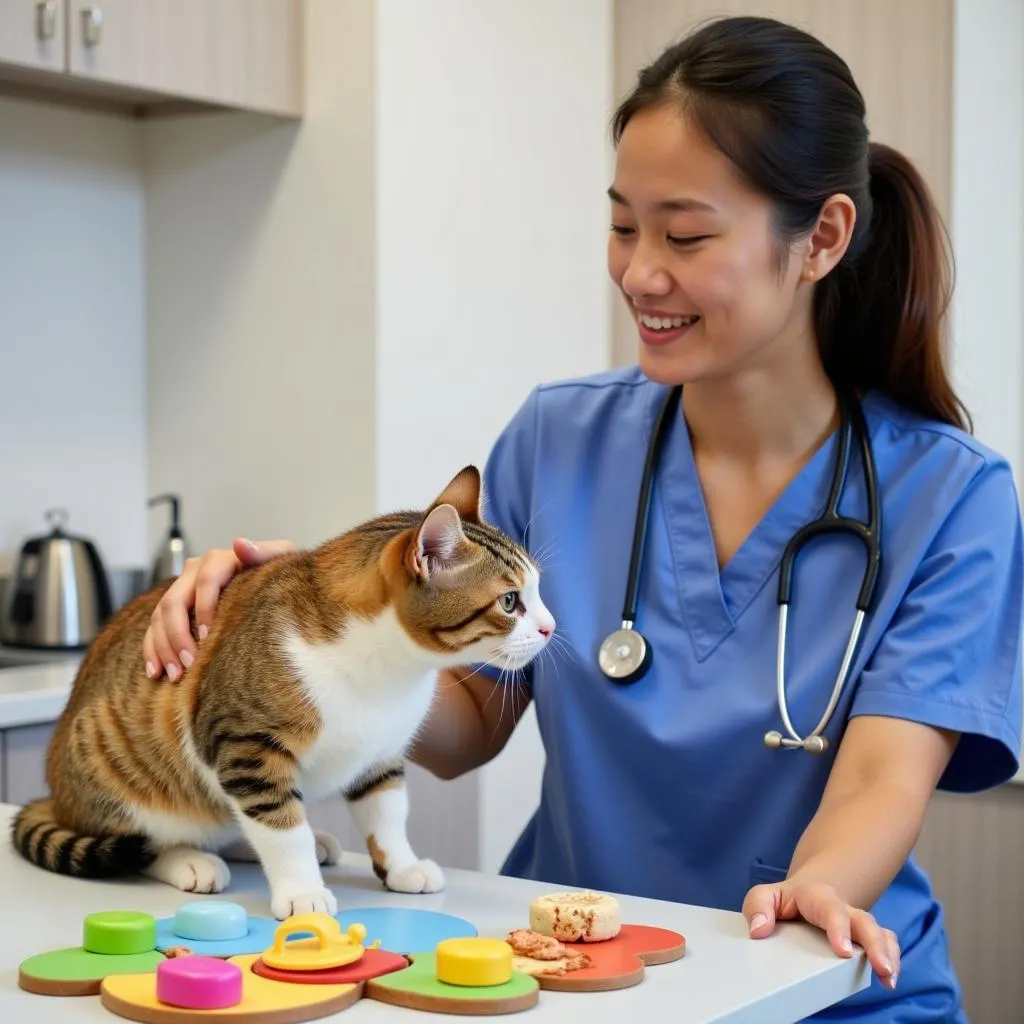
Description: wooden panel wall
914,787,1024,1023
611,0,953,366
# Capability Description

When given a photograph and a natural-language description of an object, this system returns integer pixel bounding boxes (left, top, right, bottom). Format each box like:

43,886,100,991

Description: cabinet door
0,0,66,73
3,723,54,805
67,0,302,116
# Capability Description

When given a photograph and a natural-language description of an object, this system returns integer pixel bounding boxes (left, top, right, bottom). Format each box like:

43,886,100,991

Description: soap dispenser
148,493,191,585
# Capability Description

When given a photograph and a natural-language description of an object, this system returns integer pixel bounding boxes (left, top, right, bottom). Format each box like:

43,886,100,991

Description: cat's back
58,581,174,713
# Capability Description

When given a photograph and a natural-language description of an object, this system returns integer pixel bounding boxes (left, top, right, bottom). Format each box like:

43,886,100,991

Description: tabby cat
11,466,554,919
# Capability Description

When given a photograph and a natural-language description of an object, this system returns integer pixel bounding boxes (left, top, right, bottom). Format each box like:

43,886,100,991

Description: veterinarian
141,16,1023,1022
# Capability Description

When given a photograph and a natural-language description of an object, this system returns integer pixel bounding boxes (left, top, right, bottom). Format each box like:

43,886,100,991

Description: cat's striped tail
11,798,157,878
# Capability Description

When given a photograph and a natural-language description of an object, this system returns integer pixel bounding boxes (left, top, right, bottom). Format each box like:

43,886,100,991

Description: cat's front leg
212,736,336,919
345,762,444,893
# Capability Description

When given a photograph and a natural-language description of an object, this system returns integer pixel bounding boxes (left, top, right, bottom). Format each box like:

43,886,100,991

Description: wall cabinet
0,1,67,74
0,0,303,117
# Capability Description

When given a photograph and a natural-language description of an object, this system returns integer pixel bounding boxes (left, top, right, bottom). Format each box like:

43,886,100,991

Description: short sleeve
473,387,542,685
850,457,1024,791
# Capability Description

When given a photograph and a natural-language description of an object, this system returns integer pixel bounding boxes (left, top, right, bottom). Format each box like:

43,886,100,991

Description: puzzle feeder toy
16,889,686,1019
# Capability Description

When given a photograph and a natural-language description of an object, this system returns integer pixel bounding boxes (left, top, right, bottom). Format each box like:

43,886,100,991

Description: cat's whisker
542,633,587,696
520,500,554,552
549,632,580,666
531,538,562,572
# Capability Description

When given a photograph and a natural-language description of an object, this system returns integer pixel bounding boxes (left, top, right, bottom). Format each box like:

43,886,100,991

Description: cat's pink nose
539,626,552,637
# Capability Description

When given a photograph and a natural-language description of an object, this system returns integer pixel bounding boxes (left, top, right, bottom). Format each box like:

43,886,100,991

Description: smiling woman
138,14,1023,1024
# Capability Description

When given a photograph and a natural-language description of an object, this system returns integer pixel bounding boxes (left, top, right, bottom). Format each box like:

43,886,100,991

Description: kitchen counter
0,659,78,729
0,803,870,1022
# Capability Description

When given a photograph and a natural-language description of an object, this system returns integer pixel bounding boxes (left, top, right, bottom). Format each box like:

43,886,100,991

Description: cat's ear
428,466,481,524
408,503,469,582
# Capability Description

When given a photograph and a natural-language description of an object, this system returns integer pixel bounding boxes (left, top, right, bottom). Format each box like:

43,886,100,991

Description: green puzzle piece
369,952,539,1002
20,946,165,983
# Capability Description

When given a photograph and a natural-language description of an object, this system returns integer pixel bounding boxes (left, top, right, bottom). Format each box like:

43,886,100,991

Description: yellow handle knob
272,914,339,954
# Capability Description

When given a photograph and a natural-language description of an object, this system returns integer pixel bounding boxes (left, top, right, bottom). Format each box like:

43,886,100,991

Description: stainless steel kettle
0,508,114,649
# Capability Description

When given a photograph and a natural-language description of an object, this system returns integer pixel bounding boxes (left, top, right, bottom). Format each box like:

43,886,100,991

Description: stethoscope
597,384,882,754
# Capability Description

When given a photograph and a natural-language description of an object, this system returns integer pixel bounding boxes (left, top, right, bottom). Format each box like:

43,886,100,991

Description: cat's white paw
271,884,338,920
143,848,231,894
314,830,342,866
385,859,445,894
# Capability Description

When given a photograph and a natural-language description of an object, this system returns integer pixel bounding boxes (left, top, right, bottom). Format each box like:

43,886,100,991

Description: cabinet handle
35,0,57,40
81,5,103,47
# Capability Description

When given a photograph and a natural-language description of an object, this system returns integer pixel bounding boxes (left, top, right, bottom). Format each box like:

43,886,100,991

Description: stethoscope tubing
600,383,882,755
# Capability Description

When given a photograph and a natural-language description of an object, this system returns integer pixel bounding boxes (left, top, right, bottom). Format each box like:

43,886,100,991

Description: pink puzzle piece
156,956,243,1009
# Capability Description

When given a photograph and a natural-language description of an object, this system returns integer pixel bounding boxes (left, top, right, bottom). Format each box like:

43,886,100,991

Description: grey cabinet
1,723,54,805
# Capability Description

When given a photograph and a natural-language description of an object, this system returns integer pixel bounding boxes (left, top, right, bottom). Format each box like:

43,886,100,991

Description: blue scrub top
477,365,1023,1023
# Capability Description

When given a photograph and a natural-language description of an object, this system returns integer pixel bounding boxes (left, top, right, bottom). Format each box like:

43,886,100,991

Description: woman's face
607,104,818,387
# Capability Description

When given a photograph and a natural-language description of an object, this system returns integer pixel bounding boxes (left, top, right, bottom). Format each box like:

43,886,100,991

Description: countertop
0,658,79,729
0,803,870,1022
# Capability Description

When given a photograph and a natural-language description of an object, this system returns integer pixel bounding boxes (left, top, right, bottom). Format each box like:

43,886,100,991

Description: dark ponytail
612,16,971,432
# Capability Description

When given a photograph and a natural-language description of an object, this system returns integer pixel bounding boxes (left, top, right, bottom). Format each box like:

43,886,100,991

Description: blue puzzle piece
154,902,477,958
154,909,278,957
335,907,477,953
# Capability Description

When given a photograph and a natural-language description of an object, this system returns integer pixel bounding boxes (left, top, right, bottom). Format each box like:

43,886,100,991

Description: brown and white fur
11,466,554,919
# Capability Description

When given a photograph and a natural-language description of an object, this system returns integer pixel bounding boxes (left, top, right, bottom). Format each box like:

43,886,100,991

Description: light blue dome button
172,902,248,942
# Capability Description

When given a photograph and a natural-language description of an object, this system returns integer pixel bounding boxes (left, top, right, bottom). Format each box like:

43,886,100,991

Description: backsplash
0,95,148,577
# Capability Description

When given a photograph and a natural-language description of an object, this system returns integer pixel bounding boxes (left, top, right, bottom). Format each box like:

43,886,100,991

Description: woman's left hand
742,879,899,989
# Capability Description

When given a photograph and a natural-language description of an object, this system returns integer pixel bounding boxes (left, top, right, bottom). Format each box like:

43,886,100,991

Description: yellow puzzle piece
261,914,378,972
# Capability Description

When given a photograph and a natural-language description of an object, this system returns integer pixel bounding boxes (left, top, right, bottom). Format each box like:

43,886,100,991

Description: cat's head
384,466,555,672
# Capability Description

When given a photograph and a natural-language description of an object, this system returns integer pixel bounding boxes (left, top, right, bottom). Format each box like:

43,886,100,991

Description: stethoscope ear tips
763,731,830,754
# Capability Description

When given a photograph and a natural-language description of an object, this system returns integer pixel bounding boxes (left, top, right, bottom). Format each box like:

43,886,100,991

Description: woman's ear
801,192,857,282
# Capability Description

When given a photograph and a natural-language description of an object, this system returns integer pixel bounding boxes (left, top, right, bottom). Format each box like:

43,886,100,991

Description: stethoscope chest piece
598,625,651,684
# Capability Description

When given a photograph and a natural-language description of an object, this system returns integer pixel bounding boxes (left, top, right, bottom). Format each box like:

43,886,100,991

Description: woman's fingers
143,539,299,681
194,541,296,638
795,886,855,957
741,883,780,938
144,603,180,680
850,912,900,988
760,880,899,989
232,537,298,564
143,557,203,680
192,550,247,642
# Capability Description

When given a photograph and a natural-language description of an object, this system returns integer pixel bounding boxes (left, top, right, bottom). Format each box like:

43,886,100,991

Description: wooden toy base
366,952,540,1016
100,954,361,1023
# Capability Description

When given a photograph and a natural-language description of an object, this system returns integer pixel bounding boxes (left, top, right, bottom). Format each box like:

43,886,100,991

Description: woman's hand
743,879,900,990
142,537,296,681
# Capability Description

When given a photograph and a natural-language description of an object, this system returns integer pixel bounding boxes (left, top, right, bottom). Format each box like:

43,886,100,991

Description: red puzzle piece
251,947,409,986
530,924,686,992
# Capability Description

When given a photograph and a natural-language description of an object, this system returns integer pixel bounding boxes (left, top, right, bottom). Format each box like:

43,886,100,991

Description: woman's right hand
143,537,296,682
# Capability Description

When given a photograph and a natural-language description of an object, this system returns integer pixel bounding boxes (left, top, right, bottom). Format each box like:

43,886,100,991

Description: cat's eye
498,591,519,614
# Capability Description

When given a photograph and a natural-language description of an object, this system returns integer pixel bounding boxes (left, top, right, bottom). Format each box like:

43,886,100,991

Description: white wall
143,0,377,558
948,0,1024,772
375,0,615,873
0,97,146,577
948,0,1024,482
